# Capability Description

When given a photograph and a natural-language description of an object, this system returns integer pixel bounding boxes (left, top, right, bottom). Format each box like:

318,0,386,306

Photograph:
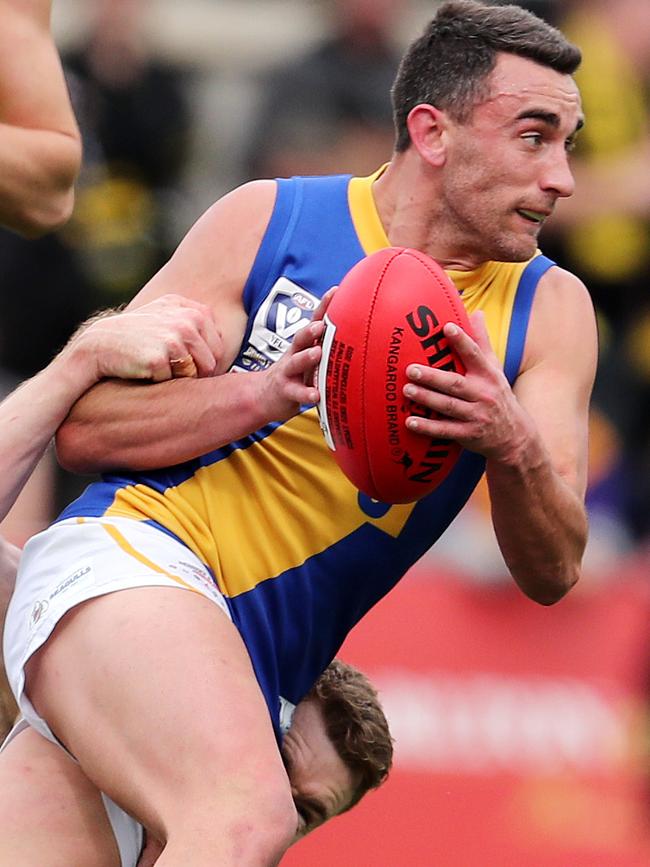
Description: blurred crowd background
1,0,649,863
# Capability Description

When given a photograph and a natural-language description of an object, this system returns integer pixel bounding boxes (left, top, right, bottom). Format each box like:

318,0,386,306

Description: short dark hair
392,0,582,151
308,658,393,811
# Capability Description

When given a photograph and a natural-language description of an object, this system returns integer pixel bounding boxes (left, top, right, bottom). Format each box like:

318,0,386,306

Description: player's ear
406,104,449,167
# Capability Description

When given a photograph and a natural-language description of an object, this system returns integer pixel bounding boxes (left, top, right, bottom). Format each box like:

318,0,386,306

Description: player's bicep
513,268,597,497
126,225,242,372
127,180,277,370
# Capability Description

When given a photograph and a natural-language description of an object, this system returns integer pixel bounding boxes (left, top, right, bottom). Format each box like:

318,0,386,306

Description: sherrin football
317,247,472,504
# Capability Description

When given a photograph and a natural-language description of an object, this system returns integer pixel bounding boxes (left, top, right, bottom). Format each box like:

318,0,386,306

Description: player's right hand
253,288,336,421
69,294,223,384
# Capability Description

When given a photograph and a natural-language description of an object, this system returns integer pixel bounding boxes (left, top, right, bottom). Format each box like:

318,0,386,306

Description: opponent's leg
0,538,19,740
26,587,298,867
0,725,121,867
0,668,17,742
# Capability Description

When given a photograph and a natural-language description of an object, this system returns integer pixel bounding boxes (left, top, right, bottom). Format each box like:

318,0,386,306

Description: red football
317,247,472,504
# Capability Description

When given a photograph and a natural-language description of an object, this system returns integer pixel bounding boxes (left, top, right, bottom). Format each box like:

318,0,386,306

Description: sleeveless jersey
60,169,555,739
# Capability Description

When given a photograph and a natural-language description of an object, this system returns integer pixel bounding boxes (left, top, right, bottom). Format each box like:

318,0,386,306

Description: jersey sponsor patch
234,278,320,371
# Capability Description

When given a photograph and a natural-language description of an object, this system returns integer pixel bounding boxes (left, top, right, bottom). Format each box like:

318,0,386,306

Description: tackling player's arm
56,181,327,473
404,267,596,605
0,296,221,523
0,0,82,236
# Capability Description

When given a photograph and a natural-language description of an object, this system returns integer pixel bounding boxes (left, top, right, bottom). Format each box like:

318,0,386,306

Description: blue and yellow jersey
60,169,555,738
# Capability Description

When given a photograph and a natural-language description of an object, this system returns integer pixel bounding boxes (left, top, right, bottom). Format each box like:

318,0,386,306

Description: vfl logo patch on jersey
234,278,319,372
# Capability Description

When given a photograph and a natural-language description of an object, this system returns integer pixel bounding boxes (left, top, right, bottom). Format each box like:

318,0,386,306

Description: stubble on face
439,134,538,265
436,55,582,267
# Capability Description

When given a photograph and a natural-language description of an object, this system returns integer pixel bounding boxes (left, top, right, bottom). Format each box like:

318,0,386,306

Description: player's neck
373,154,487,272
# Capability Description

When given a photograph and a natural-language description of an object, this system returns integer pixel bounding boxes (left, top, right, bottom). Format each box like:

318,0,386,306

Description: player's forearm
56,372,279,474
486,433,587,605
0,350,95,521
0,124,81,236
57,312,324,473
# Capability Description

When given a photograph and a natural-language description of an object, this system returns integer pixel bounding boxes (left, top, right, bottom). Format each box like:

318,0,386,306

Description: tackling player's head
282,659,393,840
309,658,393,809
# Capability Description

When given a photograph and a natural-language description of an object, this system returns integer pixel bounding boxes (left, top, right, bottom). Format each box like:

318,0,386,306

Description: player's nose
541,149,575,199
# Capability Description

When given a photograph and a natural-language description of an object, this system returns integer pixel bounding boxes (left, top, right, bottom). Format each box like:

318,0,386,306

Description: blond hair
308,659,393,810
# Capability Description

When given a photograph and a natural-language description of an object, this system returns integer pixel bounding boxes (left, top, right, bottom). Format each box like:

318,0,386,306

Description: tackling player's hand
68,294,224,384
402,310,533,463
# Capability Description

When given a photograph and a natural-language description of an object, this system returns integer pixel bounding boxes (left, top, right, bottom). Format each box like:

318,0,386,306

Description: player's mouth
516,208,549,225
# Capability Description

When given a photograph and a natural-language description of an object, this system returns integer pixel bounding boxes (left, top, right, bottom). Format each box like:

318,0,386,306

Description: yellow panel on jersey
105,409,415,598
348,165,390,253
448,260,540,366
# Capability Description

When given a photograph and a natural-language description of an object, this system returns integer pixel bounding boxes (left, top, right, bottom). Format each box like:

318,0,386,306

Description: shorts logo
49,565,92,600
29,600,49,629
173,560,227,607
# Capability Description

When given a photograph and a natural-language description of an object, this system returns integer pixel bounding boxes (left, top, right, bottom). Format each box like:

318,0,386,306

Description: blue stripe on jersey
241,177,301,315
243,175,365,313
503,255,555,384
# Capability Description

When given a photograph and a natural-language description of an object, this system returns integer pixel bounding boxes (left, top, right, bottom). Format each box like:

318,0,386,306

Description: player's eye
521,132,543,148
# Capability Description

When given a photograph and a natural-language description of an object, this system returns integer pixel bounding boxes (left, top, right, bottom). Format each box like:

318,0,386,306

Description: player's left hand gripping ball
317,247,472,504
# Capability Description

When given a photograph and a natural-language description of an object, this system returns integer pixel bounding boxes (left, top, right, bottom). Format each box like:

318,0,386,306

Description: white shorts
2,515,232,867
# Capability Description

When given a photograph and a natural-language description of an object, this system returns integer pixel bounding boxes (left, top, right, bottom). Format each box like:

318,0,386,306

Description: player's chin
490,231,538,263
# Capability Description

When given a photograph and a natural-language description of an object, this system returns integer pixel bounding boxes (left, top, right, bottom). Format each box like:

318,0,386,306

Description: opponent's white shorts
2,515,232,867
